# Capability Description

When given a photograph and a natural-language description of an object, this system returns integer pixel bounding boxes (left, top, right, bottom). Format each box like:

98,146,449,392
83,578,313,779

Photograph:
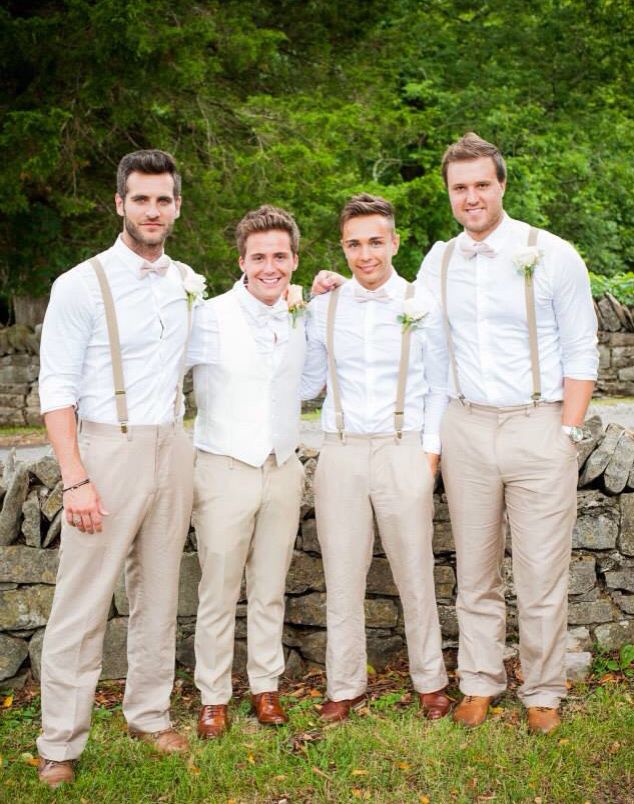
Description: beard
123,215,174,248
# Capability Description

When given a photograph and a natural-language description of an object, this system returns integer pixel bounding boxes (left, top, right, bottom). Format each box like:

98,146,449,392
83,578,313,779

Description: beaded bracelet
62,478,90,494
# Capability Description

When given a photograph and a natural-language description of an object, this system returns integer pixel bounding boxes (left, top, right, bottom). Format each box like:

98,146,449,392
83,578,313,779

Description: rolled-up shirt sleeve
551,243,599,380
186,302,220,369
39,271,95,414
420,294,449,454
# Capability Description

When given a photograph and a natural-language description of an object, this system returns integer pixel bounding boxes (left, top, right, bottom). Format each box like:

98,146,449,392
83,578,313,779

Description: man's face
341,214,399,290
446,157,506,241
115,171,181,252
239,229,298,306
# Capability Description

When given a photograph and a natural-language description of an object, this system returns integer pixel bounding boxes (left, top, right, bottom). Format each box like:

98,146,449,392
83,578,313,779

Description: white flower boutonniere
397,297,428,333
513,246,542,279
286,284,308,328
182,267,207,308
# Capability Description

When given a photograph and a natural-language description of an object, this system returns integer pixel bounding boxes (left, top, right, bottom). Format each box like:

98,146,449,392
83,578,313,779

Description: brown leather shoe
197,704,230,739
319,694,367,723
418,689,453,720
37,757,75,788
452,695,494,727
129,727,189,754
250,691,288,726
527,707,561,735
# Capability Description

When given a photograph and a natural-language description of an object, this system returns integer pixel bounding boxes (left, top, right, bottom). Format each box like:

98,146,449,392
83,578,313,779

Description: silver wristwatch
562,425,584,443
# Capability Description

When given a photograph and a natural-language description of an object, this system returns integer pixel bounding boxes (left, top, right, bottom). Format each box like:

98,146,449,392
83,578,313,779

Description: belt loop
78,419,83,433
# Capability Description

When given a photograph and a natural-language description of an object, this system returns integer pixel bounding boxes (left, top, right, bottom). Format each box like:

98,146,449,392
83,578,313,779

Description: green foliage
589,273,634,306
2,0,633,302
591,643,634,678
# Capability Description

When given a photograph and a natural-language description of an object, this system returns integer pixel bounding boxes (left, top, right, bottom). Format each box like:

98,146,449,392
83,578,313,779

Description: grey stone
503,556,515,597
619,494,634,555
233,640,248,674
567,627,592,652
594,620,634,651
438,605,459,638
578,423,625,487
604,568,634,592
565,651,592,681
42,510,62,548
367,635,405,671
367,558,397,596
577,416,604,469
569,587,601,603
28,628,45,681
604,430,634,494
114,552,201,617
0,583,17,590
300,518,320,554
300,457,317,512
41,480,63,521
597,297,622,332
299,630,326,663
176,633,195,668
0,462,29,545
0,364,39,384
286,551,325,594
101,618,129,679
572,513,618,550
0,585,55,629
0,670,28,690
618,366,634,381
285,593,397,628
284,649,305,679
568,600,614,625
21,489,41,547
568,555,597,595
434,565,456,599
0,546,59,584
432,522,455,553
1,448,16,489
31,455,61,490
0,634,29,681
611,592,634,615
25,408,43,426
598,344,611,370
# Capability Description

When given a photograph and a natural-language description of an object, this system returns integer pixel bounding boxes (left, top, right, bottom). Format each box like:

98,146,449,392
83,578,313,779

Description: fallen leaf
534,798,542,804
558,738,570,746
396,761,411,770
20,753,40,767
490,706,504,714
309,689,322,698
420,796,430,804
608,741,621,754
247,753,255,764
351,769,369,776
312,766,332,780
2,695,13,709
275,774,287,781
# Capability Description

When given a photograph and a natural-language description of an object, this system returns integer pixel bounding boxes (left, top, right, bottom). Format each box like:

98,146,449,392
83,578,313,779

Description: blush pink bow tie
354,286,391,302
139,255,170,279
459,240,496,259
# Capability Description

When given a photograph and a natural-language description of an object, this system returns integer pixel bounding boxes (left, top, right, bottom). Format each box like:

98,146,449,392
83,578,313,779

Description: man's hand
311,270,347,296
64,481,109,534
425,452,440,478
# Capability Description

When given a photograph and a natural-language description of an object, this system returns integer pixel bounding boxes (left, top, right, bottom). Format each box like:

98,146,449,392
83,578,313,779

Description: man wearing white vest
189,205,306,738
417,133,598,733
36,150,202,788
302,194,452,723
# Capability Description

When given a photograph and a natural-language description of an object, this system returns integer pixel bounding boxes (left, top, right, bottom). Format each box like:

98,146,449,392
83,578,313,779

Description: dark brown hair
339,193,395,233
441,132,507,185
235,205,300,257
116,149,181,198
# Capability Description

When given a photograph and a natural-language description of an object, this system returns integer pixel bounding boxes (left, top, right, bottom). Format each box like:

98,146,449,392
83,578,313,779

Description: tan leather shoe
452,695,494,727
250,692,288,725
319,694,367,723
37,757,75,788
198,704,230,739
527,707,561,734
129,727,189,754
418,689,453,720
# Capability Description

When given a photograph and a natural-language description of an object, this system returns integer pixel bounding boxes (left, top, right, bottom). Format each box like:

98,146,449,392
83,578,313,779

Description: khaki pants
441,400,578,708
315,432,448,701
37,421,194,762
192,451,304,704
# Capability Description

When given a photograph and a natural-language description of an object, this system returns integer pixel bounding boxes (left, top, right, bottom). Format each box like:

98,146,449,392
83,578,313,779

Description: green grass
1,677,632,803
301,409,322,422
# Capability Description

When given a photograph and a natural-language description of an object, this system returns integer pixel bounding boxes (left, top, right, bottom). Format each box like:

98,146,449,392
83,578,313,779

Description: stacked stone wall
1,419,633,689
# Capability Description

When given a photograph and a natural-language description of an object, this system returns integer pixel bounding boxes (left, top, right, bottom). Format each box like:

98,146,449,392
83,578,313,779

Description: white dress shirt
417,214,599,406
301,270,448,453
39,235,190,424
187,279,289,374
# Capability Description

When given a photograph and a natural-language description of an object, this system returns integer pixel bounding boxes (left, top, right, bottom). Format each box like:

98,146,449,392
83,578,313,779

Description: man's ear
115,193,124,218
292,254,299,273
238,256,246,274
391,231,401,256
174,195,182,219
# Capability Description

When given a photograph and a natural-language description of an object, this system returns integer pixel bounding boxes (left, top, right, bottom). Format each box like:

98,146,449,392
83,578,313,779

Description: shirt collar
233,278,288,319
348,268,404,299
111,235,170,277
459,211,512,255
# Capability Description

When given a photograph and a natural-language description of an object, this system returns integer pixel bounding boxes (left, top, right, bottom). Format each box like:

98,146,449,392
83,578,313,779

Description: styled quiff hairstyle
116,149,181,198
339,193,395,233
235,205,300,257
441,132,507,185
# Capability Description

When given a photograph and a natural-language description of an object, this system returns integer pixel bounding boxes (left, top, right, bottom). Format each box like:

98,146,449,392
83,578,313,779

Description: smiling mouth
259,276,282,286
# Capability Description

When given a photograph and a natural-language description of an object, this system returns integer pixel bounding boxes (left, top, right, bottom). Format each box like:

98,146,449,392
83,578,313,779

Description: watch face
570,426,584,443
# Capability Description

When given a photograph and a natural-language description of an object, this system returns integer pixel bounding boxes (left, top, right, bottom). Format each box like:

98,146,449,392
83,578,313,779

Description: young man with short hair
37,149,200,787
302,194,451,722
190,205,306,738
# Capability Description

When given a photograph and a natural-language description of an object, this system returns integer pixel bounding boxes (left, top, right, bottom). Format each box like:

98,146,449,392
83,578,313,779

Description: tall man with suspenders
36,150,201,787
417,133,599,733
302,194,452,722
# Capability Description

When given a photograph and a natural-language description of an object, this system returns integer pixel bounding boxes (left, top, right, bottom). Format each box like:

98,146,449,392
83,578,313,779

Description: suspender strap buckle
394,411,404,441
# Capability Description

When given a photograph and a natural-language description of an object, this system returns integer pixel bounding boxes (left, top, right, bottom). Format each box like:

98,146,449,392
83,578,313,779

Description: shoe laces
535,706,553,712
204,704,225,714
259,691,279,705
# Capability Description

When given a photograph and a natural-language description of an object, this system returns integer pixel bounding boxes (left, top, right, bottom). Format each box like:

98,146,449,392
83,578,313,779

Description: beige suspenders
440,227,542,404
89,257,193,433
325,282,416,442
